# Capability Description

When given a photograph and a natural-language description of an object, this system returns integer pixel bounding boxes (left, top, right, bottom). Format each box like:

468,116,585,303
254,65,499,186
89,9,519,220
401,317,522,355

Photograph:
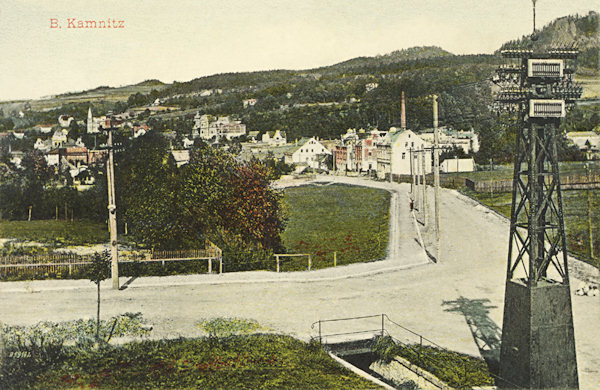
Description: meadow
281,184,390,271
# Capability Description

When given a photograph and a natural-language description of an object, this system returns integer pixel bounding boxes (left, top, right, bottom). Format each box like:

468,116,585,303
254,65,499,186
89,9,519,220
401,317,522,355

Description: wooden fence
466,173,600,193
0,254,93,278
0,242,223,279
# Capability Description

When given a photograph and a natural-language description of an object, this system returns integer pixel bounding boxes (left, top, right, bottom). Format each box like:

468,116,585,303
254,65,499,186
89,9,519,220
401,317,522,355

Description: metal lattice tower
493,46,582,389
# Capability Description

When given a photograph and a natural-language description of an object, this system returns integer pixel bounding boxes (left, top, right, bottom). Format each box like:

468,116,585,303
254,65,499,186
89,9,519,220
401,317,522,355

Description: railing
274,253,312,272
311,313,524,389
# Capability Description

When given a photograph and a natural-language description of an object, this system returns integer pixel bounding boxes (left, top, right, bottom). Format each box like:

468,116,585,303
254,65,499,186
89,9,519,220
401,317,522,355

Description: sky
0,0,597,101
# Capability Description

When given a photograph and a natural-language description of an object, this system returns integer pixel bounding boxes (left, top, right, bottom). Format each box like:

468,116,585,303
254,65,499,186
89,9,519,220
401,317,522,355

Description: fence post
318,320,322,344
333,251,337,267
208,258,212,274
219,258,223,274
276,255,280,273
419,335,423,364
381,314,385,337
308,254,311,271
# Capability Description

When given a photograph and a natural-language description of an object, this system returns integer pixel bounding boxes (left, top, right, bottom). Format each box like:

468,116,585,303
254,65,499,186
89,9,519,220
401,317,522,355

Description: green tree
87,251,110,342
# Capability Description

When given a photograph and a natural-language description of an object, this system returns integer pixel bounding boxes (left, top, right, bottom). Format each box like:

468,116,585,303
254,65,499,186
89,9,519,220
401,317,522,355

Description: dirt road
1,178,598,389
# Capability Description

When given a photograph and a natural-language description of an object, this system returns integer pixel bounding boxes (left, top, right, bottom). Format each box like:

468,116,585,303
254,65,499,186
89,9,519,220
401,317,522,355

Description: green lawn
6,333,379,389
0,220,108,247
281,184,390,271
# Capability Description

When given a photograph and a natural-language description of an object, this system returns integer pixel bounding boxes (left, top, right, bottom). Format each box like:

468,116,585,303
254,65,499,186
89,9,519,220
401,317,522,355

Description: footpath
0,177,429,294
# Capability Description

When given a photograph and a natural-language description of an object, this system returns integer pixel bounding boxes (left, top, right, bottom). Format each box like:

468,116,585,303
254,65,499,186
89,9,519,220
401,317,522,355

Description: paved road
1,178,598,389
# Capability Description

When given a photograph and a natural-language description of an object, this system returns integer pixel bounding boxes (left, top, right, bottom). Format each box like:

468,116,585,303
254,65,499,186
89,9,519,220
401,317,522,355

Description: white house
285,137,331,171
58,115,74,128
170,150,190,167
441,158,475,173
377,128,432,179
34,138,53,152
420,127,479,154
261,130,286,145
37,124,54,134
51,129,68,148
193,114,246,141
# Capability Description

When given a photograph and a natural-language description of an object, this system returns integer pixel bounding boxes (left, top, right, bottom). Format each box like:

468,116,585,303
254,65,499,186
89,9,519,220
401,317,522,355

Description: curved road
1,177,598,389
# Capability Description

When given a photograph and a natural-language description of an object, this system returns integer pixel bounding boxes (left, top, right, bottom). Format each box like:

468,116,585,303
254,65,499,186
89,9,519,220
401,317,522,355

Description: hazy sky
0,0,597,101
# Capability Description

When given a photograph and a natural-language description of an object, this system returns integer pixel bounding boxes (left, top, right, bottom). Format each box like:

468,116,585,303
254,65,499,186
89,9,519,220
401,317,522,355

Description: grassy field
0,220,108,247
281,184,390,271
3,318,379,390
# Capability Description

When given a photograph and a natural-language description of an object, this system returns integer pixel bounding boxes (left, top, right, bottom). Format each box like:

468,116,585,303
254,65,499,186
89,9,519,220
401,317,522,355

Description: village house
377,128,432,180
34,138,53,153
51,129,68,148
170,149,190,167
46,146,88,167
261,130,286,146
419,127,479,154
37,124,54,134
285,137,331,172
58,115,74,128
193,113,246,141
334,128,387,173
566,131,600,159
243,98,257,108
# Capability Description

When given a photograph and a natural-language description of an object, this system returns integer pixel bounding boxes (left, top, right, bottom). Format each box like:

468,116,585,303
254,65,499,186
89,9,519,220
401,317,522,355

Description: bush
0,313,150,388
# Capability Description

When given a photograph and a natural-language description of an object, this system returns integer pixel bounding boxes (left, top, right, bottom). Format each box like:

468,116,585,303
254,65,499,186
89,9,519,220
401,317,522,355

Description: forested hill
499,11,599,71
2,12,598,164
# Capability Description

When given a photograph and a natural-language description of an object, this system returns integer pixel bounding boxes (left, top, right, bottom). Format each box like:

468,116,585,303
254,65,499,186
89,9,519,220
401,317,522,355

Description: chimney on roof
401,91,406,130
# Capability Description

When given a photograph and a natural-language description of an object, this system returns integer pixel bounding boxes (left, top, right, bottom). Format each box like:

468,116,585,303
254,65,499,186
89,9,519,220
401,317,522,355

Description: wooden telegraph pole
586,163,594,260
421,147,427,226
106,126,119,290
433,95,441,261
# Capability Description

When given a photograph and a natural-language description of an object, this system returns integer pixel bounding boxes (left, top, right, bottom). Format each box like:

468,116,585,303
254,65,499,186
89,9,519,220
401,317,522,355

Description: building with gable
376,128,432,179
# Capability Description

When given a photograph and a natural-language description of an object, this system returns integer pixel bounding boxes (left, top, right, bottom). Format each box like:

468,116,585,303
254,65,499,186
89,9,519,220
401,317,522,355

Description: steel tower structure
493,47,582,388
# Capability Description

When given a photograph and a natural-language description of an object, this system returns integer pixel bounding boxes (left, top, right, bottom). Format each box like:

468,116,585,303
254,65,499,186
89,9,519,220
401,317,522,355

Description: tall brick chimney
401,91,406,130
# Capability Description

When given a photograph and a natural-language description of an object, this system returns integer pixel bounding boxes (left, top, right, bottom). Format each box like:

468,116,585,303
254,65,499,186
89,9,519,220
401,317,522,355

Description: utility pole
409,148,414,194
106,126,119,290
586,163,594,260
433,95,441,261
421,147,427,226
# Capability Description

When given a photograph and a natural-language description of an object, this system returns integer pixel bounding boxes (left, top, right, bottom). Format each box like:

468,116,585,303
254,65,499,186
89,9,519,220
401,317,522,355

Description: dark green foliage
115,131,285,271
373,336,494,388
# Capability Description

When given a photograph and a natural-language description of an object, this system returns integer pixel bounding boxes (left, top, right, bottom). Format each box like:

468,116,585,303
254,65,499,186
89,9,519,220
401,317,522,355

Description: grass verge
374,336,494,388
0,220,108,247
2,318,380,390
281,184,390,271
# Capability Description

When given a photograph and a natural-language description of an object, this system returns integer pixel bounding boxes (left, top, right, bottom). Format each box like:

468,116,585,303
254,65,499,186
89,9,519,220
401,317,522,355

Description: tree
87,251,110,342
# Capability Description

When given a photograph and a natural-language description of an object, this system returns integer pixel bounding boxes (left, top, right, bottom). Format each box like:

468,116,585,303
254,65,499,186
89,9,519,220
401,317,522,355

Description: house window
411,142,414,147
402,152,406,159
